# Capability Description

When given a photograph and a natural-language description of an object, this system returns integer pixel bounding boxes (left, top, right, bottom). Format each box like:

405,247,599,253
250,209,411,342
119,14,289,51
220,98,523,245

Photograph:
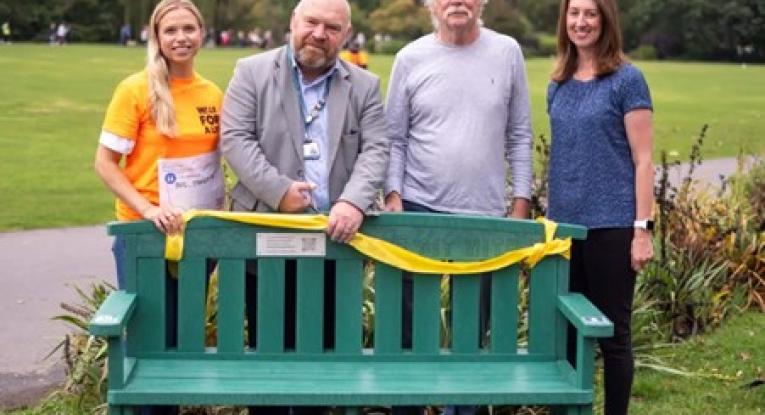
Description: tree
482,0,533,40
369,0,431,39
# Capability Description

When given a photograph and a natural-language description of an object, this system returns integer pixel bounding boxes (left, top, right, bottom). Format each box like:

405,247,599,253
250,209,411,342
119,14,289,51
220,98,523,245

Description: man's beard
296,43,333,70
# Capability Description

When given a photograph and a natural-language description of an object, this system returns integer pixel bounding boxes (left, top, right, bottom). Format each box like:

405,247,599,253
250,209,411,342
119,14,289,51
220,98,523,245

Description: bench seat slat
451,276,480,353
131,258,167,352
491,265,520,354
335,259,363,353
257,259,285,353
413,274,441,354
296,258,324,353
374,264,403,353
217,259,246,353
109,359,588,406
178,258,207,352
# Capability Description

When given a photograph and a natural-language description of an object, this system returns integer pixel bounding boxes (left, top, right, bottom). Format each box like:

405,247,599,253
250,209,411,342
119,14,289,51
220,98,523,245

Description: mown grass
1,44,763,230
5,311,763,414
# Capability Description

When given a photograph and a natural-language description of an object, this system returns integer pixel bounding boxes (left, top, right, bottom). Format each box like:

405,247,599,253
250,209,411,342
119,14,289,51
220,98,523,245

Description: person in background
94,2,223,411
119,22,132,45
546,0,655,414
1,20,11,44
339,39,368,69
140,24,149,44
56,22,69,45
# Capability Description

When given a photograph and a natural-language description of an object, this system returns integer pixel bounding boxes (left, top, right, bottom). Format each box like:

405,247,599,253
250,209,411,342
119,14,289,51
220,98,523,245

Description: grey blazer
221,47,389,213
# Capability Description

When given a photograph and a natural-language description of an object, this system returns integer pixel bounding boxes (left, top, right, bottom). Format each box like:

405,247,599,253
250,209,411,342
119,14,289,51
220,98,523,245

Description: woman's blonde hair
146,0,204,137
551,0,626,82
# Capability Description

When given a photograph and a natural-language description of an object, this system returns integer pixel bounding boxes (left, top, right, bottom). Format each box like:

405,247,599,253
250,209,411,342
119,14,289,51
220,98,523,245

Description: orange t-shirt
339,49,369,68
101,70,223,221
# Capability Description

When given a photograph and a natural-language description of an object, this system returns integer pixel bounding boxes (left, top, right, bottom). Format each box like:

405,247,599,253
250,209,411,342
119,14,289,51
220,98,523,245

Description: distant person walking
1,20,11,44
119,23,132,45
546,1,655,414
48,22,57,45
339,40,368,69
56,22,69,45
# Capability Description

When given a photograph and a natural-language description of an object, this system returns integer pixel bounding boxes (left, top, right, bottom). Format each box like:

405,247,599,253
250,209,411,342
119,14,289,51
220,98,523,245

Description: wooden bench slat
491,264,520,354
374,264,403,353
413,274,441,354
217,259,246,354
529,257,560,355
177,258,207,353
131,258,167,353
335,259,363,354
296,258,324,353
256,258,285,353
110,359,587,406
451,276,480,353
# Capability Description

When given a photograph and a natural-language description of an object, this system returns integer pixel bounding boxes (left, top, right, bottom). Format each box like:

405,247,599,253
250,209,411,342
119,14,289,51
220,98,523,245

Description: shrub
629,44,659,61
375,39,408,55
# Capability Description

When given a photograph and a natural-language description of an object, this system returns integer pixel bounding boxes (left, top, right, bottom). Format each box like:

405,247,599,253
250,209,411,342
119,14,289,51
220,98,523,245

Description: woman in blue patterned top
547,0,655,414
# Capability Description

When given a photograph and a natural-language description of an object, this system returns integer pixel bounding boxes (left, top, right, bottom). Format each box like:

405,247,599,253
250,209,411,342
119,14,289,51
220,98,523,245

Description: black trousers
246,260,335,415
566,228,636,415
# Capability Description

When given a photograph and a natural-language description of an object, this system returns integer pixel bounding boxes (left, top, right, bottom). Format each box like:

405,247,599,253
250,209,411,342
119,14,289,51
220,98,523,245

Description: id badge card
303,140,321,160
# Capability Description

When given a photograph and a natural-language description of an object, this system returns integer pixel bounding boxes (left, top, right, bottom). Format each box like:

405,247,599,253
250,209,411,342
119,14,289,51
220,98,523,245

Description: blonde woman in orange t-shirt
95,0,223,288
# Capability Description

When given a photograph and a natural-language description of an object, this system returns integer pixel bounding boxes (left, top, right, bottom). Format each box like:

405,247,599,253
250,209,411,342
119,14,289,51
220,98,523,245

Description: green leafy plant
48,282,113,414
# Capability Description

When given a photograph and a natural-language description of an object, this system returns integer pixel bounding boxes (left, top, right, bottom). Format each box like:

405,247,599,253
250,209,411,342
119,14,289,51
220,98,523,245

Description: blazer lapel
275,47,305,161
327,62,351,169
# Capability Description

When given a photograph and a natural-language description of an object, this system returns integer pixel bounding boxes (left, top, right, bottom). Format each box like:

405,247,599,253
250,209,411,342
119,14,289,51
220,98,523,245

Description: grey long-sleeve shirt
384,28,533,217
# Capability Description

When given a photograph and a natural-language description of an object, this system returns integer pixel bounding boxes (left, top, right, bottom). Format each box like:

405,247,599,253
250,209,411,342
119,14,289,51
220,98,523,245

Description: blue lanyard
287,48,333,142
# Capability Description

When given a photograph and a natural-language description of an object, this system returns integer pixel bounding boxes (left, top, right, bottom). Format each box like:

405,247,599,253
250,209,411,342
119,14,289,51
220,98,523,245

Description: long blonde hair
146,0,204,137
551,0,626,82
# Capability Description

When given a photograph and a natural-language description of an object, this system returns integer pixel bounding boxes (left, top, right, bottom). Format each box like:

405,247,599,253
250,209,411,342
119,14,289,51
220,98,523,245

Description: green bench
90,213,613,415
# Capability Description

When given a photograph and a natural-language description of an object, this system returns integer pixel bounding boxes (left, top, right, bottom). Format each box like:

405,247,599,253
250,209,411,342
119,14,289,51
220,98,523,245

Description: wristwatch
634,219,655,231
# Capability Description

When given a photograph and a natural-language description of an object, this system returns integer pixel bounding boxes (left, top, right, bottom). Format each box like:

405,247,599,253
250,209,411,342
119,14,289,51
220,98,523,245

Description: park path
0,156,757,409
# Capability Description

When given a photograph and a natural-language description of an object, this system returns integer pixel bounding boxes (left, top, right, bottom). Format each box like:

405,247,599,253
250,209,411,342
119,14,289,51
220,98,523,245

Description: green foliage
482,0,533,41
638,127,765,345
629,45,659,61
374,38,408,55
622,0,765,60
369,0,431,40
46,282,114,414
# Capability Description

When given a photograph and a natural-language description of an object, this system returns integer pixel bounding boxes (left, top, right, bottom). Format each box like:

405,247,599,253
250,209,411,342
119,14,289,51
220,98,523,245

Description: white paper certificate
158,150,225,211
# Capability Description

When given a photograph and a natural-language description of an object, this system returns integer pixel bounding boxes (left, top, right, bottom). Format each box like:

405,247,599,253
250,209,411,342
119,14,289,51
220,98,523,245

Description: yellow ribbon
165,211,571,274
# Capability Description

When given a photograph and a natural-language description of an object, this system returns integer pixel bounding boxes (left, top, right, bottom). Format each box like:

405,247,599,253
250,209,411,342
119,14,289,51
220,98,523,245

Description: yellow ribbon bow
165,211,571,274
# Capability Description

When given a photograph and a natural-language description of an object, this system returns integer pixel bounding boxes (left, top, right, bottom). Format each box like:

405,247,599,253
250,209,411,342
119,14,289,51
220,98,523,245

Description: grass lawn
627,311,765,414
5,311,763,414
1,44,763,230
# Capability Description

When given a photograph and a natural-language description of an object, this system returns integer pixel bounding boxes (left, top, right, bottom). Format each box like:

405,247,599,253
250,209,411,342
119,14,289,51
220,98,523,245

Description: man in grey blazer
221,0,388,244
221,1,387,413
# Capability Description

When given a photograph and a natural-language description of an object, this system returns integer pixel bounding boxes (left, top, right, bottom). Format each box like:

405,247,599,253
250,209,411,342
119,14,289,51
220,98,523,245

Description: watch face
635,220,655,231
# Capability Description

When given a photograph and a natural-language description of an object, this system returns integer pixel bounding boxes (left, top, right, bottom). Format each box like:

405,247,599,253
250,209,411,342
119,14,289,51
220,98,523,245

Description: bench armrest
89,291,137,337
557,294,614,338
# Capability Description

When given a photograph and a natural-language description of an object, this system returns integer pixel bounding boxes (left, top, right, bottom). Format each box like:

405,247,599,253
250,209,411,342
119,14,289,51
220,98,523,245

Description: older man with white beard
221,0,388,413
385,1,533,414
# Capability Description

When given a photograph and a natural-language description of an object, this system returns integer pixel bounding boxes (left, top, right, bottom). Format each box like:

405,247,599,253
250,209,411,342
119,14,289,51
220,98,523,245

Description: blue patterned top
547,63,652,229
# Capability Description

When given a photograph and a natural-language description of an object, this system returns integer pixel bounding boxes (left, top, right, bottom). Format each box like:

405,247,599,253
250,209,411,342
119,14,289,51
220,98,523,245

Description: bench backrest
109,213,586,361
